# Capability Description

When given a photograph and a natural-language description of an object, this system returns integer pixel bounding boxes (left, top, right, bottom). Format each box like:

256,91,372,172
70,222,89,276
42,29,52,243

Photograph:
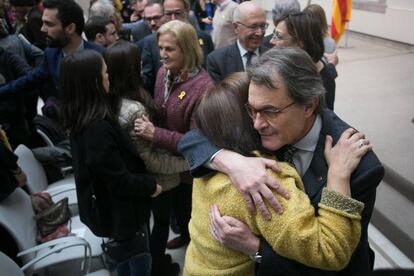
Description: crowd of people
0,0,385,276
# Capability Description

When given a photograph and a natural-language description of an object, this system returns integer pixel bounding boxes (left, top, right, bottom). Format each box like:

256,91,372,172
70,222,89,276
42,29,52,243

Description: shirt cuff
205,149,224,170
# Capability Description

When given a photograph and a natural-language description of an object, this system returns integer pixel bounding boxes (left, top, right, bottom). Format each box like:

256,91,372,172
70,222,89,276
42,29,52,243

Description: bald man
205,1,269,83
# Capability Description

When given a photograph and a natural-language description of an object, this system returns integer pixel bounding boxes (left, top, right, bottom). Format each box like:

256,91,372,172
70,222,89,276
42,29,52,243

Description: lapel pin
178,91,186,100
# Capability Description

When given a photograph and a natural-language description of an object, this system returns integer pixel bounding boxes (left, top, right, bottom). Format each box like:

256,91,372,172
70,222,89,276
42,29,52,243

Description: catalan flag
330,0,352,43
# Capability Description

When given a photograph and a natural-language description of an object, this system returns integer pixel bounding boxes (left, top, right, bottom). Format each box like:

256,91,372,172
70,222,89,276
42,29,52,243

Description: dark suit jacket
0,140,19,201
140,30,214,95
262,34,273,49
0,40,104,100
177,109,384,275
131,20,151,43
206,42,268,84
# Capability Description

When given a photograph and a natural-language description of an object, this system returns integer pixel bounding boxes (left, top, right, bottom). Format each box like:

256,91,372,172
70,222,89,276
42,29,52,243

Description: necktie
277,145,297,169
245,51,254,67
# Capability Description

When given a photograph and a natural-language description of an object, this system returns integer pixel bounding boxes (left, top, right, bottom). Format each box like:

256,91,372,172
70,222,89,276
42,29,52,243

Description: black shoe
162,253,172,264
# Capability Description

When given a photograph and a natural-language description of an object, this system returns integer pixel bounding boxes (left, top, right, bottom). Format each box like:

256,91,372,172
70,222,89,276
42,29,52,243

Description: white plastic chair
0,251,111,276
14,144,77,207
0,188,103,274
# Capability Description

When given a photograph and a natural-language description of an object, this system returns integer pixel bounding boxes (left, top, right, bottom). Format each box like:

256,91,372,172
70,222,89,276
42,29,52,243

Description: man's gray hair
272,0,300,24
247,47,325,114
89,0,114,20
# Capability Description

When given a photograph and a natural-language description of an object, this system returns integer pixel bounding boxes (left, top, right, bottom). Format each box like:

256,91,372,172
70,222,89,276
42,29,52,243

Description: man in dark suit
140,0,214,95
0,0,104,100
178,48,384,275
206,1,268,84
84,16,119,48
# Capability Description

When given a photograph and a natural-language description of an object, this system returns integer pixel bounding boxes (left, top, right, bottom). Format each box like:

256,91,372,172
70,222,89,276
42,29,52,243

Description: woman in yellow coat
184,72,369,276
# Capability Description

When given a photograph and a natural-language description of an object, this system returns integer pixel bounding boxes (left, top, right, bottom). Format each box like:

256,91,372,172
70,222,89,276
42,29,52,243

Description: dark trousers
150,189,173,263
172,183,192,240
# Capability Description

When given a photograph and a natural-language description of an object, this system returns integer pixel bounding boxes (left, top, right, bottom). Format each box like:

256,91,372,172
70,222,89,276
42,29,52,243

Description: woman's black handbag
90,182,150,270
101,226,150,270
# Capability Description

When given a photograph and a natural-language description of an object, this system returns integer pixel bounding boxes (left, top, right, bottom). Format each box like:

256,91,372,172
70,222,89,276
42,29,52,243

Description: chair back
15,144,48,193
0,251,25,276
0,188,37,263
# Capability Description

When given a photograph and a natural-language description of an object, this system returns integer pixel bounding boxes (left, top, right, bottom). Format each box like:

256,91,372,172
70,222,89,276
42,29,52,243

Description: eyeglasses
237,22,269,32
144,15,163,22
164,10,184,18
245,102,295,121
272,29,293,41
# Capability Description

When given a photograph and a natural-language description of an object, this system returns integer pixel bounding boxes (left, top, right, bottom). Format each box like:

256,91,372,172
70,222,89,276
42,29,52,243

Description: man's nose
253,112,268,130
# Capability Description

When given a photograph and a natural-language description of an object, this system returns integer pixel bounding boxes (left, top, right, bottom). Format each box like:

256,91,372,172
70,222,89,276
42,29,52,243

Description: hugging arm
178,129,288,219
210,129,373,272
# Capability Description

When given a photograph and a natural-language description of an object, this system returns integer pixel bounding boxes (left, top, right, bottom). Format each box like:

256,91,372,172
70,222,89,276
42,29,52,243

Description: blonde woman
134,20,214,275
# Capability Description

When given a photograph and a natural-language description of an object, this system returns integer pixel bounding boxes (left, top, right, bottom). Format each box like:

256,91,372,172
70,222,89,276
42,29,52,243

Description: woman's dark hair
305,4,329,37
195,72,263,156
60,49,112,134
104,40,157,119
278,11,324,63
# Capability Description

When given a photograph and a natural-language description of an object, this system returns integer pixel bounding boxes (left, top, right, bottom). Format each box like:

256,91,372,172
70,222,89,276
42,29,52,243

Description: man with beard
0,0,104,101
205,1,269,84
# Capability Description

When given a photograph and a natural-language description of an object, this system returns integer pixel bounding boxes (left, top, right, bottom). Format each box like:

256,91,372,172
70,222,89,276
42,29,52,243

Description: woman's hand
201,17,212,24
13,166,27,187
134,115,155,141
325,128,372,196
324,50,339,66
151,184,162,198
209,204,259,255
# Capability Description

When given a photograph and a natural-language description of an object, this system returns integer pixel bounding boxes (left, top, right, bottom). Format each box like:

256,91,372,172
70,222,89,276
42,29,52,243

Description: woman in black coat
60,49,161,276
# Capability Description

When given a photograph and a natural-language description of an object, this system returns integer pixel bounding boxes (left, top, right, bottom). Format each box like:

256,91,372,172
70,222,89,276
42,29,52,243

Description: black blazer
140,30,214,95
70,119,156,240
178,109,384,275
258,110,384,275
205,42,268,84
0,141,19,201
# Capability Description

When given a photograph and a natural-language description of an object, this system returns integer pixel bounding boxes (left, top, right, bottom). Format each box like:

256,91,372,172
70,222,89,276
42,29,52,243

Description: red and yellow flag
330,0,352,43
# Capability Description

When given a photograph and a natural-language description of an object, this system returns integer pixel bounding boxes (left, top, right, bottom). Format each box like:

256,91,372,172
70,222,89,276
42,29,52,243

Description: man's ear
64,22,76,35
233,22,239,34
95,33,105,44
304,97,318,118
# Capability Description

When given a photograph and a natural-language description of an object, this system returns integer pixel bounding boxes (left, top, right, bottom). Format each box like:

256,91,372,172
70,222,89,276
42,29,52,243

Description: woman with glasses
134,20,214,275
184,72,367,275
270,11,338,110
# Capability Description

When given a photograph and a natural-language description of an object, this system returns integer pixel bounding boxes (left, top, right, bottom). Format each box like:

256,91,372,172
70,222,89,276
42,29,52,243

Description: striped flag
330,0,352,43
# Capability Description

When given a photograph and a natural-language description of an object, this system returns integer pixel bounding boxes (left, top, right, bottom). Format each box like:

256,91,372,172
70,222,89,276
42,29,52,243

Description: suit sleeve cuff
319,188,365,216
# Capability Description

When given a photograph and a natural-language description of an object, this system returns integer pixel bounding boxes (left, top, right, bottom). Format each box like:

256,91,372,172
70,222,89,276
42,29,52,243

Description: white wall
258,0,414,45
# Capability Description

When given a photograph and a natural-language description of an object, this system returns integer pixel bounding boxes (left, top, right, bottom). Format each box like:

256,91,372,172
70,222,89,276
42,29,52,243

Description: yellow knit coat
184,162,364,276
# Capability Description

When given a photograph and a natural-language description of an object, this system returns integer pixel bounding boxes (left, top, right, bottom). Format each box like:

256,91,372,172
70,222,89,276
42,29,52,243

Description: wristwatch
249,238,263,263
249,251,262,263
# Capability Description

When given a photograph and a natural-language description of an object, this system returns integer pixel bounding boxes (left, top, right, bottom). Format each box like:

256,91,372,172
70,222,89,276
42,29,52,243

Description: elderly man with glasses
205,1,269,84
178,47,384,275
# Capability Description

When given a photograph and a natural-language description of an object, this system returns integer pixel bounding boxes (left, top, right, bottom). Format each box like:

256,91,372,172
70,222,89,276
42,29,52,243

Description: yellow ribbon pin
178,91,186,100
199,39,204,46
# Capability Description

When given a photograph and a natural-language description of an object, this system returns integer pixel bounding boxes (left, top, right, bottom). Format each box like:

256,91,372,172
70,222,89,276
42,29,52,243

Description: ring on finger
358,140,364,148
